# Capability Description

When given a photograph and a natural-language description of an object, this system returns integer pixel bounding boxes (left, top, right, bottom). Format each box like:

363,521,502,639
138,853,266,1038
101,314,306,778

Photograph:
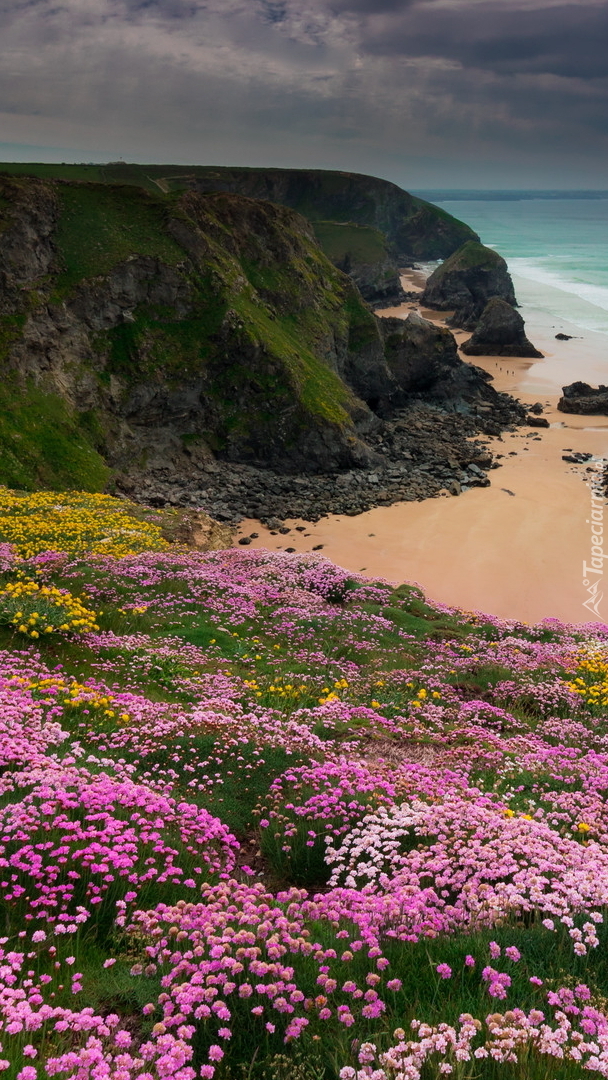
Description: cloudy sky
1,0,607,187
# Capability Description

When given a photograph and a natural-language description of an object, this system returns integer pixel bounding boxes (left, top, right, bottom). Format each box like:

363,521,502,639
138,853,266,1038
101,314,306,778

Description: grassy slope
312,220,390,264
432,239,507,278
54,183,184,294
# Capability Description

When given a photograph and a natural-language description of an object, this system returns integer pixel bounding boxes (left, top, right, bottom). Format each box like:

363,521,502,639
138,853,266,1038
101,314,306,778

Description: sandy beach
237,271,608,625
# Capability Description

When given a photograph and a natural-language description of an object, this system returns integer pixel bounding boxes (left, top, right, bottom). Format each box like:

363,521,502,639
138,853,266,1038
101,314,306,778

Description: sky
1,0,607,189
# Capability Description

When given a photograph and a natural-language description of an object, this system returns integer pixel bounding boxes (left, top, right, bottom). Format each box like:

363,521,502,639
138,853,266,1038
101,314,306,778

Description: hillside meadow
0,489,607,1078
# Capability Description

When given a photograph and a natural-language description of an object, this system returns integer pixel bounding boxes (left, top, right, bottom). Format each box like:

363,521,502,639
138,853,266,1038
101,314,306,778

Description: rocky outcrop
421,242,517,330
159,507,235,550
461,298,543,358
558,383,608,415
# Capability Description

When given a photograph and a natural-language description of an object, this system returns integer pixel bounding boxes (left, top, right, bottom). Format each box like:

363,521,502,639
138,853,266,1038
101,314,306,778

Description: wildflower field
2,490,608,1078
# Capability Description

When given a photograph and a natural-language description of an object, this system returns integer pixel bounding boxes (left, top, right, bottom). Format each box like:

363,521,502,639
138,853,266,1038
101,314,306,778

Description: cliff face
186,166,479,263
421,241,517,330
0,175,510,495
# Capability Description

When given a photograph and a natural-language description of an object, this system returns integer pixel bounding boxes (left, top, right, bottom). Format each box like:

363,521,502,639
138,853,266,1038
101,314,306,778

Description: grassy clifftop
0,161,478,261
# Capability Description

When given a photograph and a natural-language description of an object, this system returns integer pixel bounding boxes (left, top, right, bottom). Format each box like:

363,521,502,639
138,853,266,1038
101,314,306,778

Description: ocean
413,192,608,343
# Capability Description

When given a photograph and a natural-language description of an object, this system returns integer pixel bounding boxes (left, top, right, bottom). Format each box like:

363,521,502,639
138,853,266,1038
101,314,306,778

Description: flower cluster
0,576,100,635
0,487,170,557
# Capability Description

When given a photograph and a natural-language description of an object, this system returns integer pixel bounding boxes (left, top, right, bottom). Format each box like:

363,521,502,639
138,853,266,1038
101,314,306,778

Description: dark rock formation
526,414,549,428
558,383,608,415
556,333,573,340
461,298,543,358
421,242,517,330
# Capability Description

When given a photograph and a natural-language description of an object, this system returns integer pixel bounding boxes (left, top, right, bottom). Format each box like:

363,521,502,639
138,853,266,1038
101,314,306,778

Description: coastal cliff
0,173,524,517
1,162,479,306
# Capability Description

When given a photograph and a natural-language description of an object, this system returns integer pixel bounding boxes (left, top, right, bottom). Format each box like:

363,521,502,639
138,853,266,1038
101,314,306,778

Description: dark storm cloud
357,2,608,81
327,0,414,13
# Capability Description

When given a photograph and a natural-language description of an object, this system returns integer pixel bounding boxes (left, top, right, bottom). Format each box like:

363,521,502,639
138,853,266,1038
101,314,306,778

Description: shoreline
237,271,608,625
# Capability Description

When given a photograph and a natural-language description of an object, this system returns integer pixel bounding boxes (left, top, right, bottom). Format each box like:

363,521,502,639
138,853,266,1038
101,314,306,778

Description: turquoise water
418,194,608,339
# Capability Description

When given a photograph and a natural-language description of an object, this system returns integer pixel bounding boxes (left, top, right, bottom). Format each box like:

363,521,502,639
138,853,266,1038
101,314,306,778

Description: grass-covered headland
1,488,608,1079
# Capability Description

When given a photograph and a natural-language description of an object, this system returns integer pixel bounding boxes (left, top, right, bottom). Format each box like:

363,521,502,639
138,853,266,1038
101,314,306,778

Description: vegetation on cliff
0,175,388,487
0,173,507,499
0,161,479,261
0,493,607,1078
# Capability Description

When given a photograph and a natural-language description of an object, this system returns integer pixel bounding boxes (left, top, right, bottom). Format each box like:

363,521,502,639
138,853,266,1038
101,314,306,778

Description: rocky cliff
0,174,522,505
421,241,517,330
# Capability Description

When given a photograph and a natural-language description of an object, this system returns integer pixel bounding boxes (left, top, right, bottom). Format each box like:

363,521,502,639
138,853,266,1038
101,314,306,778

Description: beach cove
238,273,608,625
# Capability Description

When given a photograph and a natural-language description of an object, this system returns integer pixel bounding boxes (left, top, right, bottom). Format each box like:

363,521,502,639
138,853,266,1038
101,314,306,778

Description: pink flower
436,964,452,979
208,1045,224,1062
465,955,476,967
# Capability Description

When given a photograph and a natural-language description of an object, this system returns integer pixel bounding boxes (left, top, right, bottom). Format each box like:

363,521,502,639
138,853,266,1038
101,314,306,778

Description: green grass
54,182,184,294
0,380,111,491
313,220,390,266
0,162,107,182
433,239,506,277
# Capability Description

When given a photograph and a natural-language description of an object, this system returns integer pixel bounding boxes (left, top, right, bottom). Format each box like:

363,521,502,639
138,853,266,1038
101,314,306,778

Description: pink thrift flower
208,1045,224,1062
436,964,452,979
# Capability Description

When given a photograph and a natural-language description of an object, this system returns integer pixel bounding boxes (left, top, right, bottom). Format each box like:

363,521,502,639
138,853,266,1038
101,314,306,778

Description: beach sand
237,272,608,625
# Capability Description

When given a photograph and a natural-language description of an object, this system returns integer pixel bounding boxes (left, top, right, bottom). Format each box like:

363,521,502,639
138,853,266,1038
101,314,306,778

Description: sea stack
421,240,516,330
461,298,543,358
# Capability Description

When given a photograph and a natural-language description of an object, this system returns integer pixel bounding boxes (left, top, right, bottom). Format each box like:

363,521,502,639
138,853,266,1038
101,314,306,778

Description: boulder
461,298,543,358
558,383,608,415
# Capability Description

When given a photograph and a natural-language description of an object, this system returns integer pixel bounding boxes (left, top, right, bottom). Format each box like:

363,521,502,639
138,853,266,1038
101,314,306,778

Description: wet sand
237,273,608,625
